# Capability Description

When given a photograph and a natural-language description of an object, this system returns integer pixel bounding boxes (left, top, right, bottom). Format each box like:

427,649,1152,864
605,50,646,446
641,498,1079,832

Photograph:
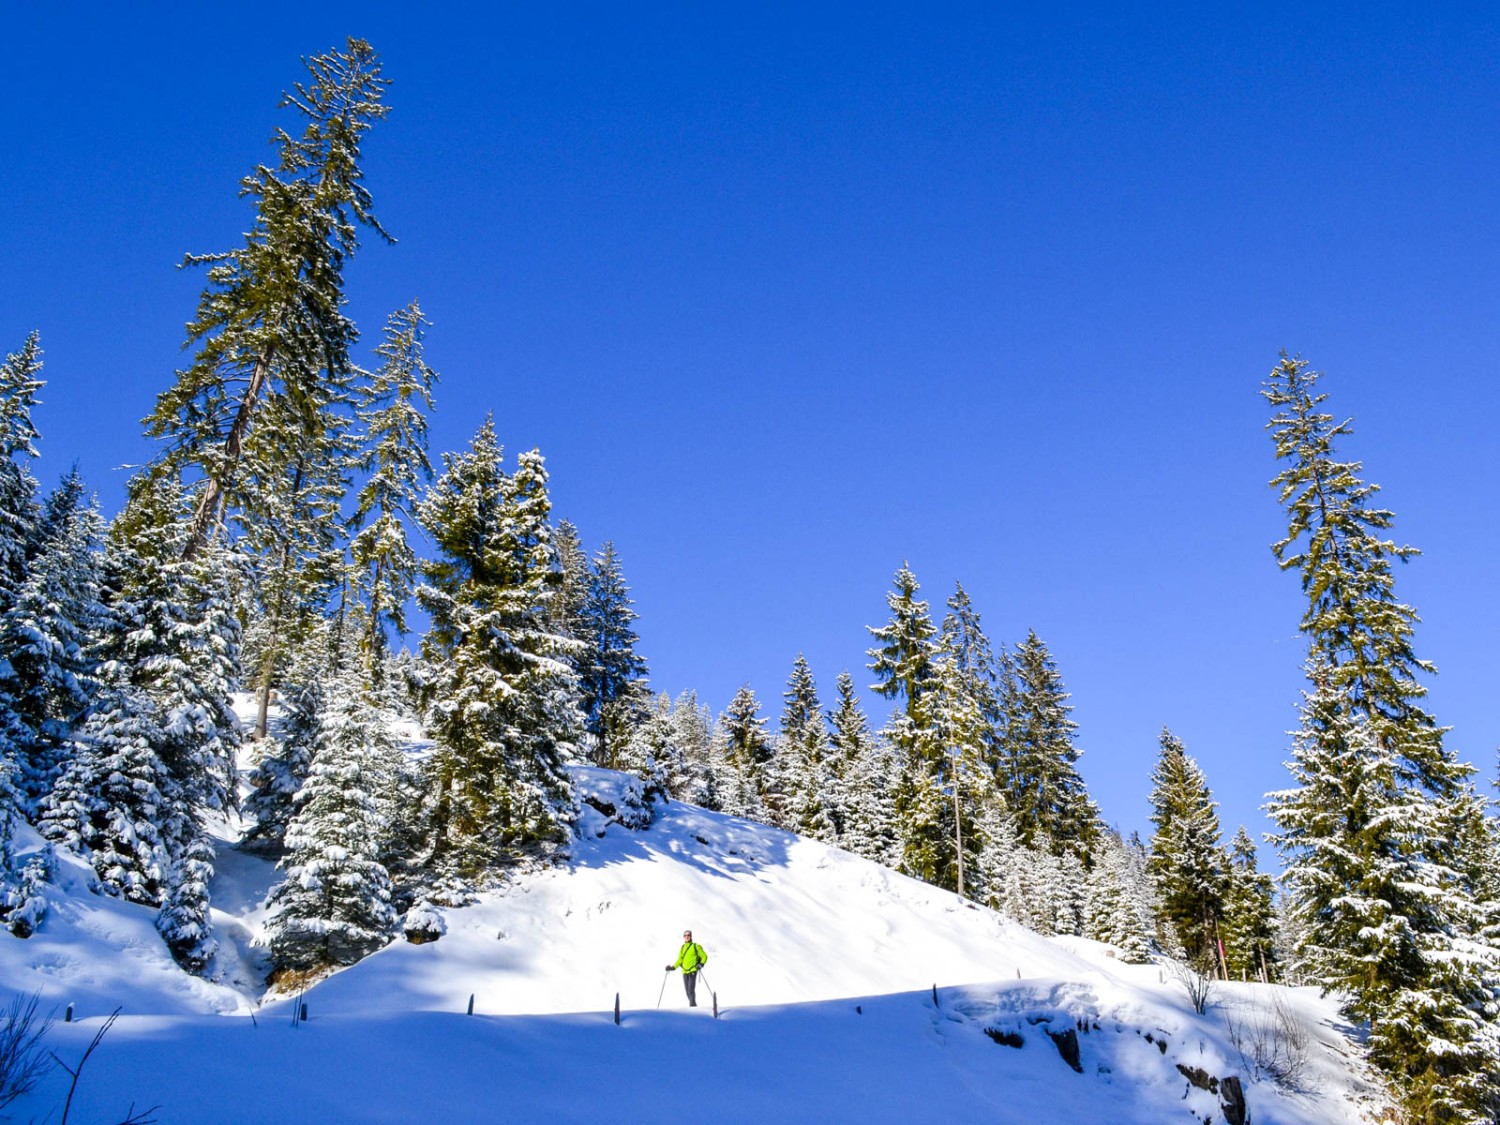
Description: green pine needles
1263,354,1500,1124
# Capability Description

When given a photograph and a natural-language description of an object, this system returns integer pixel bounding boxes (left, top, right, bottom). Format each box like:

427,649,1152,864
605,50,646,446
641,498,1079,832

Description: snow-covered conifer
0,332,43,614
418,425,582,879
1220,826,1276,981
350,301,438,681
719,685,772,819
1085,831,1153,963
826,671,875,841
577,542,650,769
265,673,398,970
155,822,218,972
1147,727,1227,967
995,631,1099,860
0,472,106,804
867,563,935,725
1264,355,1499,1120
1270,676,1500,1119
142,40,391,561
39,669,172,905
776,656,835,842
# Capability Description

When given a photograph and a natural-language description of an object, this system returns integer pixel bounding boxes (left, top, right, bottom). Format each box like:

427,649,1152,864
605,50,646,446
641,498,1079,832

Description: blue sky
3,4,1496,849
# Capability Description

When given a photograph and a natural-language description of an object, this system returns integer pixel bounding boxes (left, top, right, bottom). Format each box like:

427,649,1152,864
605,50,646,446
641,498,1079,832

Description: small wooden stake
467,994,475,1016
614,993,620,1025
932,984,938,1007
64,1003,74,1023
712,992,718,1020
299,1002,308,1022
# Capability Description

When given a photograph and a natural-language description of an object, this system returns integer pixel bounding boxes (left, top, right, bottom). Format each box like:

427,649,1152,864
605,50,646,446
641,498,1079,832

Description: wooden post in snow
467,994,475,1016
614,993,621,1025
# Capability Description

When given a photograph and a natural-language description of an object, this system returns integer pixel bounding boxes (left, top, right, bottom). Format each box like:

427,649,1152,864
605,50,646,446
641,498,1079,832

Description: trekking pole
656,970,670,1009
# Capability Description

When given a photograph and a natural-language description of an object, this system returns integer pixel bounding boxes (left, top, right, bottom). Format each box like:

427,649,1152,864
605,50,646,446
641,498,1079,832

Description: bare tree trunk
953,747,965,900
254,532,297,740
184,346,274,560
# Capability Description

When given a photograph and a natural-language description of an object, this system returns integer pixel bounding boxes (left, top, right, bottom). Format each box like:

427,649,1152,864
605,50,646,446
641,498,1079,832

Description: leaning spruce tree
1263,354,1500,1123
142,38,391,562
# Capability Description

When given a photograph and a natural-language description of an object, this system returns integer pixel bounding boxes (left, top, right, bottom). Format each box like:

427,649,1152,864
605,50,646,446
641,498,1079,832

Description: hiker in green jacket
666,929,708,1007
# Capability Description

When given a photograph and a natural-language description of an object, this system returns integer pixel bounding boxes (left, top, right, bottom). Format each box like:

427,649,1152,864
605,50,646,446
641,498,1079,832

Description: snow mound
2,768,1388,1123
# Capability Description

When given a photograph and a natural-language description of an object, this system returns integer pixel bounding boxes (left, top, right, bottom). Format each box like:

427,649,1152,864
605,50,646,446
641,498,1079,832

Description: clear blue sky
3,4,1496,851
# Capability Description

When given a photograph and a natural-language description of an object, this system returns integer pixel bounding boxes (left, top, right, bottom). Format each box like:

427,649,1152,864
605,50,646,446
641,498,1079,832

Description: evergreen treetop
143,38,391,558
867,563,936,720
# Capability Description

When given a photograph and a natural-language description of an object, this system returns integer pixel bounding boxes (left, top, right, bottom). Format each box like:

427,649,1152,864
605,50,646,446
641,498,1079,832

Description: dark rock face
1047,1027,1083,1072
1220,1075,1247,1125
1176,1064,1219,1094
984,1027,1025,1048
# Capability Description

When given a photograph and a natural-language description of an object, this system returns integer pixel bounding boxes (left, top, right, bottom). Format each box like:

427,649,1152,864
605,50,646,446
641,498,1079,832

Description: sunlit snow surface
2,767,1388,1123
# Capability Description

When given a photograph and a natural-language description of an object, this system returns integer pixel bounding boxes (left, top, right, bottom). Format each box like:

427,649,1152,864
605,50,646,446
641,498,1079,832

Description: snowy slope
1,769,1389,1123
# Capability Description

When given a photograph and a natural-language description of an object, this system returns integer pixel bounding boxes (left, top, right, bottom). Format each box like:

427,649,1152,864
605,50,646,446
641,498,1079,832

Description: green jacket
673,941,708,973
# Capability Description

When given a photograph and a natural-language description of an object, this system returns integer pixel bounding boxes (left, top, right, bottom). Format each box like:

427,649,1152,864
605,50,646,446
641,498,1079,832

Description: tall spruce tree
867,563,936,724
1264,355,1499,1122
0,333,43,615
40,667,172,906
997,631,1099,859
0,473,106,804
826,670,877,842
0,335,44,878
350,301,437,680
1147,727,1228,969
242,629,335,852
418,424,582,879
909,647,989,896
143,39,391,561
1221,826,1277,981
777,655,835,842
577,542,649,769
550,520,590,644
264,671,398,970
1085,830,1153,962
719,686,770,820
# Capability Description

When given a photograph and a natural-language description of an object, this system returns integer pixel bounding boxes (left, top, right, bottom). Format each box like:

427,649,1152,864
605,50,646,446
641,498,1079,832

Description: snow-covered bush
3,847,52,938
402,902,446,944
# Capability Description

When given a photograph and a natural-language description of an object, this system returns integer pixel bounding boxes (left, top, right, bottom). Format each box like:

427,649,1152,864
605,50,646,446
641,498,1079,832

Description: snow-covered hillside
2,769,1388,1123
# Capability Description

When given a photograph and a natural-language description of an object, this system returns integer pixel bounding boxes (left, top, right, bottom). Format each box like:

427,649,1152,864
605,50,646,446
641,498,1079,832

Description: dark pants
683,970,698,1007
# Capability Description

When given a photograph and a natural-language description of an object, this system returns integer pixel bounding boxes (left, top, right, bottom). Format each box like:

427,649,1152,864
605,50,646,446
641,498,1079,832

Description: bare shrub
1225,989,1310,1092
0,992,54,1111
1166,956,1217,1015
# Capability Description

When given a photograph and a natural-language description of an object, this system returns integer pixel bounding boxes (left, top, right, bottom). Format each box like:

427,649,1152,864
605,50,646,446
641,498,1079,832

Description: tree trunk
184,345,274,560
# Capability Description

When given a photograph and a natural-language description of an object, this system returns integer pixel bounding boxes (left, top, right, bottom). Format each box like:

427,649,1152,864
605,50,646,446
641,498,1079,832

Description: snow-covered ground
2,768,1389,1123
